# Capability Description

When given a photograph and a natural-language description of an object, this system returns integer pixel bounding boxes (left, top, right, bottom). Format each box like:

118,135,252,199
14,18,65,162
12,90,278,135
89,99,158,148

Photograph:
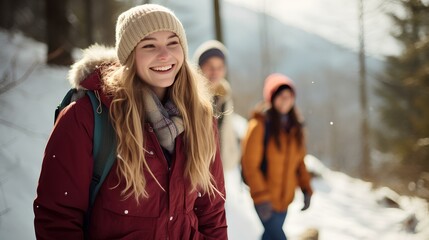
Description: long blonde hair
102,52,219,202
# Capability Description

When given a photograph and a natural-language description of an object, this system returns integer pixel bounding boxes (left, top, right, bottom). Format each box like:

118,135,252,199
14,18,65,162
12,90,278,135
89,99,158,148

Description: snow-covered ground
1,29,429,240
226,156,429,240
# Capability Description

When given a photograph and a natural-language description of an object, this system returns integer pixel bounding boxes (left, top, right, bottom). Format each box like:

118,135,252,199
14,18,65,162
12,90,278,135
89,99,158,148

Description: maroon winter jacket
33,49,227,240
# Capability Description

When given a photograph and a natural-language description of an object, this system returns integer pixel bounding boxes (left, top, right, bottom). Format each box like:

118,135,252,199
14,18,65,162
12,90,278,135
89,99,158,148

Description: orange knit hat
263,73,296,102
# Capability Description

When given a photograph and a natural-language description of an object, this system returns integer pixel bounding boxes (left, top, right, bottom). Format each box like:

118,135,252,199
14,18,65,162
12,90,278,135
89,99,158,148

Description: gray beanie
115,4,188,65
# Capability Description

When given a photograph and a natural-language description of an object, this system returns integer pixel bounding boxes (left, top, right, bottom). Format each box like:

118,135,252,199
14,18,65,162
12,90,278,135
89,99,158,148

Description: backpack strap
55,89,117,235
55,89,76,123
86,91,116,206
86,90,117,207
84,91,117,234
241,119,270,184
260,119,270,176
263,119,270,147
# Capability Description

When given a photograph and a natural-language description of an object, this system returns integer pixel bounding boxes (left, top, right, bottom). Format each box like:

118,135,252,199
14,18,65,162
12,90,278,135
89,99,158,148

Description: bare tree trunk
0,0,16,29
259,0,271,80
45,0,73,65
213,0,223,43
358,0,371,179
85,0,93,45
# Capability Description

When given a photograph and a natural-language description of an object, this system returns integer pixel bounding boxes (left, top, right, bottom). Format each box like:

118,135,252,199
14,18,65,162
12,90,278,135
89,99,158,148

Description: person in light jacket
34,4,227,239
241,73,313,240
193,40,240,171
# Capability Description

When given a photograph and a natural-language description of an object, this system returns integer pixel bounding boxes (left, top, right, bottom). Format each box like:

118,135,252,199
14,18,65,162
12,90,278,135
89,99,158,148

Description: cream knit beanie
115,4,188,65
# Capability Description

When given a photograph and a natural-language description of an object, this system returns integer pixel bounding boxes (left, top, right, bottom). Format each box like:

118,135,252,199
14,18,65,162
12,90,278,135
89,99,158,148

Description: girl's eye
142,44,155,49
168,41,179,46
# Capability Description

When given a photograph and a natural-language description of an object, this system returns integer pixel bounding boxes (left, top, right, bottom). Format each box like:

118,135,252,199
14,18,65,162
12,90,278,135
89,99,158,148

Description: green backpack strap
84,91,117,233
55,89,77,123
55,89,117,235
86,90,117,206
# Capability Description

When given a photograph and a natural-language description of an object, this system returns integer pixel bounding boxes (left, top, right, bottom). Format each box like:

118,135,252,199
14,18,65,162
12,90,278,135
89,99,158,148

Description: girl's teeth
153,65,172,71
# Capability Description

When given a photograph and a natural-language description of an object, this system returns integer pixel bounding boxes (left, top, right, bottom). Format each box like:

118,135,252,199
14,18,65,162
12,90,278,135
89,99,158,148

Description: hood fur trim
68,44,118,89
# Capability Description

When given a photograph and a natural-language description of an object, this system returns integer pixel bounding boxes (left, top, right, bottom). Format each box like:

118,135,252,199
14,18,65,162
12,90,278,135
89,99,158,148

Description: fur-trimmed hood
68,44,118,89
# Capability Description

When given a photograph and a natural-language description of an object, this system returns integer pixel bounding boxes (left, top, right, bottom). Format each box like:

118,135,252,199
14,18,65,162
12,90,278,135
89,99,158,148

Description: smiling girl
34,4,227,239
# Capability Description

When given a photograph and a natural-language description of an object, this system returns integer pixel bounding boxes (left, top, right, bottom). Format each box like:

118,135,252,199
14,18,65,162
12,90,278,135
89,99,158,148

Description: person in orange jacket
241,73,313,240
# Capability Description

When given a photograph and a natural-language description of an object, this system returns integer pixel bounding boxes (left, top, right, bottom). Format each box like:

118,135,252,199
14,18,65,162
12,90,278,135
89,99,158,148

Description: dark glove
301,191,311,211
255,201,273,221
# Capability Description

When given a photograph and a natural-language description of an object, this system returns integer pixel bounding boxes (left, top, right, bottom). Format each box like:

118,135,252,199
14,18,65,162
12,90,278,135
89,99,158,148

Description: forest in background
0,0,428,202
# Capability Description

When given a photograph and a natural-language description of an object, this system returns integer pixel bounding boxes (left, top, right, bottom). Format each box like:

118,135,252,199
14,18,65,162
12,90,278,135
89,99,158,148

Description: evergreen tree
376,0,429,169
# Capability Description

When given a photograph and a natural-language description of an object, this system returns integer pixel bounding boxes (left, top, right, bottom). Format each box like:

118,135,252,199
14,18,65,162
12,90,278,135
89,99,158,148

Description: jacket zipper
147,124,171,239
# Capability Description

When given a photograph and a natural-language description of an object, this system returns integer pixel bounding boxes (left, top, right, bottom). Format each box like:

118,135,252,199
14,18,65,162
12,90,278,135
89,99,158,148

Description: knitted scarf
143,90,184,153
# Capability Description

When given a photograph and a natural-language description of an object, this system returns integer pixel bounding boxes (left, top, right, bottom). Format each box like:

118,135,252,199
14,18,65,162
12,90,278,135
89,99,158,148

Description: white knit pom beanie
115,4,188,65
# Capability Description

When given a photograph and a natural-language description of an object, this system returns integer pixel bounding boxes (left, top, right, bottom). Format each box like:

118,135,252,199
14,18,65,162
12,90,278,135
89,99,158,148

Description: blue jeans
257,210,288,240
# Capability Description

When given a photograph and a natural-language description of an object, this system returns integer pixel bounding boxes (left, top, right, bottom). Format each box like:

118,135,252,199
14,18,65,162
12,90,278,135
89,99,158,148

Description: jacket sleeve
241,118,270,204
297,160,313,195
296,139,313,195
34,97,94,240
193,125,228,239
